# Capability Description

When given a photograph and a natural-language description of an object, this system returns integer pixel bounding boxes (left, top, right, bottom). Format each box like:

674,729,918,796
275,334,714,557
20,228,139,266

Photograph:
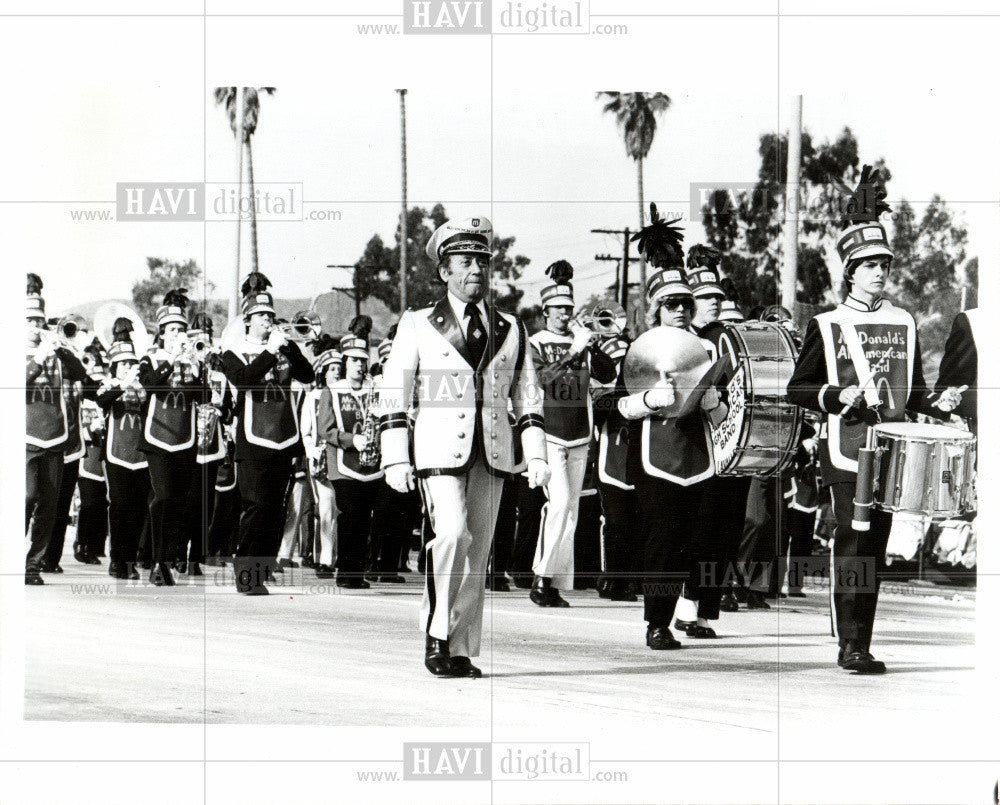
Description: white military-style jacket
378,297,546,478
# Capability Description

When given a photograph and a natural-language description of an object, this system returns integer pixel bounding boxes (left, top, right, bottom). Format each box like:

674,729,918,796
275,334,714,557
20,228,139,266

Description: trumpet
571,300,627,337
274,310,323,343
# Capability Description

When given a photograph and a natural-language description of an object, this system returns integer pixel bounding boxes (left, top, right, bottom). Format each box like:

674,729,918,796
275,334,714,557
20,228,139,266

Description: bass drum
710,321,802,477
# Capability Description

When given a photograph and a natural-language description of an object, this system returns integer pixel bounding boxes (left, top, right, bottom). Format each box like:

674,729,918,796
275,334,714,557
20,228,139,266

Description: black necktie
465,303,487,368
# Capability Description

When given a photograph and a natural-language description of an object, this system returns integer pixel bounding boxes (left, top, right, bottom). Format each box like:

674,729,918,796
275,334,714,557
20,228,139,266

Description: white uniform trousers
532,440,589,591
311,473,338,567
420,457,505,658
278,475,311,561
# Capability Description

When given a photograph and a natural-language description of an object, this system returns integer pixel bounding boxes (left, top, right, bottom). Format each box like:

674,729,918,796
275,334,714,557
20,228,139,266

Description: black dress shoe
719,593,740,612
646,625,682,650
315,565,335,579
25,571,45,586
85,554,101,565
838,644,886,674
74,546,89,564
529,576,570,607
511,573,534,589
449,657,483,678
673,618,696,632
108,561,120,578
241,585,270,596
188,562,203,577
150,563,176,587
40,562,64,574
175,561,188,574
485,576,510,592
129,564,140,580
424,637,452,676
745,591,771,610
686,624,718,639
380,574,407,584
605,581,637,602
787,590,807,598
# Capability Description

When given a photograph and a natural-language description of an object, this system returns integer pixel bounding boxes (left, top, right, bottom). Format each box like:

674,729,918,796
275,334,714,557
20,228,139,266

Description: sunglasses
662,297,693,310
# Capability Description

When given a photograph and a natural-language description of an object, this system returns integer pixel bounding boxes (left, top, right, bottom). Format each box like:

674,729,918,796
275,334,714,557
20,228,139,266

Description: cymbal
623,326,713,417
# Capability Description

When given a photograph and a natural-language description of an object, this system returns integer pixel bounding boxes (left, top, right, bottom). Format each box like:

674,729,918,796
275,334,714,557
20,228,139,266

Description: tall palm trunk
246,135,259,274
636,157,648,329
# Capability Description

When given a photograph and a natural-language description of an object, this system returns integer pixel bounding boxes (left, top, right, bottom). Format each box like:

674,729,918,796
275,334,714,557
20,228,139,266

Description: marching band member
137,289,203,587
304,337,342,578
317,316,387,588
98,327,151,580
74,346,110,565
178,313,230,576
26,274,89,584
616,209,729,650
593,335,641,601
787,166,958,673
674,247,755,630
528,261,617,607
206,423,240,564
379,215,550,678
935,307,978,436
221,272,315,595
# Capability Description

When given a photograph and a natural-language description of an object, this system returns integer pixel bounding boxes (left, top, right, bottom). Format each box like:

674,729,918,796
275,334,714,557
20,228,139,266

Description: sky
4,15,997,319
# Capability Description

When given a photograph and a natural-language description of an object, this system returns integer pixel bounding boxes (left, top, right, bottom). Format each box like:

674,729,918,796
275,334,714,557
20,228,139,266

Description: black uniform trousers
635,474,705,627
208,486,241,558
509,477,546,581
25,449,64,573
76,477,109,556
372,484,411,574
828,480,892,648
332,478,388,579
597,481,641,586
179,461,220,564
44,459,80,568
145,450,196,565
781,507,817,594
234,457,294,588
489,476,518,581
688,475,752,618
739,476,780,593
105,463,151,568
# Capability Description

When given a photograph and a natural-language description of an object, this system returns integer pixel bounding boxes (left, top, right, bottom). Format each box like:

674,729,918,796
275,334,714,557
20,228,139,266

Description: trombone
274,310,322,343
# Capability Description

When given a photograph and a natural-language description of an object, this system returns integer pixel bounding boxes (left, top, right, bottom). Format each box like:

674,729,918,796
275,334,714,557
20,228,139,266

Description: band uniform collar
447,290,487,324
844,294,884,313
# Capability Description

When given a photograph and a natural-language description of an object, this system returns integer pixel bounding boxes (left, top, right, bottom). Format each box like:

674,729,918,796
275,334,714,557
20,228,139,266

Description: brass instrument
94,302,152,356
57,314,87,342
572,300,627,337
358,381,381,469
276,310,323,342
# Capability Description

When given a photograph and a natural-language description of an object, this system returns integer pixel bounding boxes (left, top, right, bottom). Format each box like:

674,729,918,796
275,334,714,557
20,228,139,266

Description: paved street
22,551,980,766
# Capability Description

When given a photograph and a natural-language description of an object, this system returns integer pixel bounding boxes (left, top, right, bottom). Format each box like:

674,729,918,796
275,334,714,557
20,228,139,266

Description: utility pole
782,94,803,322
326,263,362,318
230,87,245,321
397,89,409,313
592,226,635,325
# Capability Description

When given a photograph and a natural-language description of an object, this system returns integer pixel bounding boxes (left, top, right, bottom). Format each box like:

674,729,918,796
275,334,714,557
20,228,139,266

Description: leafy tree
887,196,968,363
132,257,226,326
702,127,884,314
355,204,530,313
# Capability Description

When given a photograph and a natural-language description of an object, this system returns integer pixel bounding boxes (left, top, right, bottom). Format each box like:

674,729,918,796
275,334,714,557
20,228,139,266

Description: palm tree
214,87,276,280
597,91,672,326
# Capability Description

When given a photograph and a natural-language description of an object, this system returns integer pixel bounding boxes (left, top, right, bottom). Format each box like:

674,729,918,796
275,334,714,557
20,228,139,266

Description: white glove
700,386,721,411
385,462,415,494
34,341,56,363
266,328,288,354
526,458,551,489
570,328,594,355
643,381,675,410
352,433,371,452
933,385,966,413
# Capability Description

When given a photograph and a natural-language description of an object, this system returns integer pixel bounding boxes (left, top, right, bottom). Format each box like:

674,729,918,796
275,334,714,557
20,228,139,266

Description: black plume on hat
27,273,43,295
191,312,213,333
348,315,373,340
386,322,399,341
163,288,190,310
314,333,339,354
686,244,721,270
241,271,272,298
112,316,135,344
631,203,685,268
545,260,574,284
720,277,741,304
836,164,891,228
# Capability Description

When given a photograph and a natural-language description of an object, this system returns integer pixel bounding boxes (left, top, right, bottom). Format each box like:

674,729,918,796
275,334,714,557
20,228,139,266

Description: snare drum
710,321,803,477
870,422,976,517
